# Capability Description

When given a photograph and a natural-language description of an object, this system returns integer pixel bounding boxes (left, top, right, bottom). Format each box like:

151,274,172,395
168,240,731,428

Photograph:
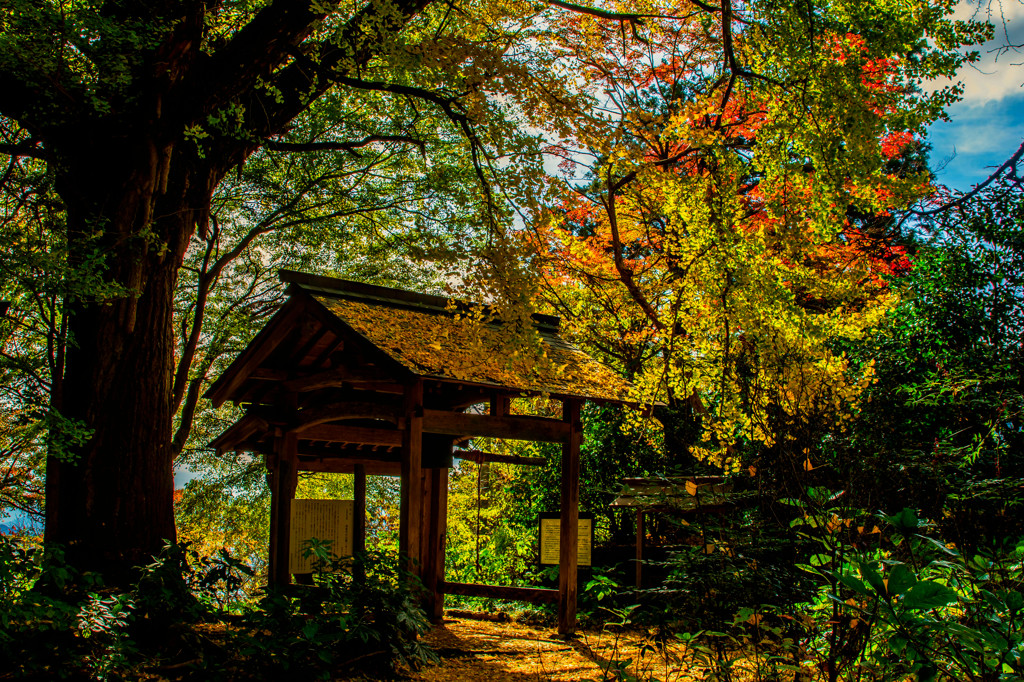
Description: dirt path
408,616,705,682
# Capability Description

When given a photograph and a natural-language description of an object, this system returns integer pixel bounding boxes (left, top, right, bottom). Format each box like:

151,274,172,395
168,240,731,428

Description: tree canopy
0,0,990,580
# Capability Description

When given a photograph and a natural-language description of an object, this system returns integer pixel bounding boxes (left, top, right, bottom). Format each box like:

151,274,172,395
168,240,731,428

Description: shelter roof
206,270,633,406
610,476,733,510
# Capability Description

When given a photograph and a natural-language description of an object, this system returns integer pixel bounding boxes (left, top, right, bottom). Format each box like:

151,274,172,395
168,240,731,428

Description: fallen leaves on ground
406,616,714,682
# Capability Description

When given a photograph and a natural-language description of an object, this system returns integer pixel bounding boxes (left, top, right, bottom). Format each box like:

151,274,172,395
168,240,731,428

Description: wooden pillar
419,466,433,574
353,464,366,555
635,508,644,589
558,398,582,636
422,466,449,621
419,466,435,615
399,380,424,577
266,466,278,585
491,394,510,417
433,467,449,621
271,430,299,587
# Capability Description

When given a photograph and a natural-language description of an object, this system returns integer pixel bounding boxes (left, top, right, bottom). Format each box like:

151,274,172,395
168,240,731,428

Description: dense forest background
1,0,1021,679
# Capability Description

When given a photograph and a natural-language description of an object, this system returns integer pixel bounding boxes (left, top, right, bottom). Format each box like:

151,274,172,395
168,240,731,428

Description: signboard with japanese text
538,512,593,566
289,499,354,574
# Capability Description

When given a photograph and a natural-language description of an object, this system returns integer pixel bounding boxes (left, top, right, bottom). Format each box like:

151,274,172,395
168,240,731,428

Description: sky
927,0,1024,190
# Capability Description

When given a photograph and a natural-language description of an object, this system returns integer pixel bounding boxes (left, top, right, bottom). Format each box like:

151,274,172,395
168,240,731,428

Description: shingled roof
206,270,633,406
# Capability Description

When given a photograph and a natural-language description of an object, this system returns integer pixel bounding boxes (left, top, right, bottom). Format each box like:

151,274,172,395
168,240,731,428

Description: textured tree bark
45,251,180,580
43,141,214,583
21,0,431,584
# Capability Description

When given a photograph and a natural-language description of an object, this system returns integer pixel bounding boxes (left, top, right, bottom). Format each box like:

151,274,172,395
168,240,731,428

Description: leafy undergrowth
0,538,435,681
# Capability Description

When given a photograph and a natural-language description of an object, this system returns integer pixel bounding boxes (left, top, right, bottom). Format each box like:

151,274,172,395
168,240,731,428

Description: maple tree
527,0,986,476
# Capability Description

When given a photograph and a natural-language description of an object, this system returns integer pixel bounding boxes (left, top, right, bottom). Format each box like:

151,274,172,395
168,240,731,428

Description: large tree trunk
20,0,432,585
43,138,215,583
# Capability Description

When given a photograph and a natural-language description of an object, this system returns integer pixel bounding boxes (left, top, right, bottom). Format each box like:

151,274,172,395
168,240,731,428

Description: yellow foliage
317,296,633,402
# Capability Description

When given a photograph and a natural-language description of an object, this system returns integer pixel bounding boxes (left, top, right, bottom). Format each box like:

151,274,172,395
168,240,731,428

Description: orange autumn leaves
520,1,964,470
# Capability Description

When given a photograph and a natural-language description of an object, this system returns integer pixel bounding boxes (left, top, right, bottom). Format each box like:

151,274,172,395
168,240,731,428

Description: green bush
229,543,437,680
0,536,435,680
0,535,125,680
789,493,1024,681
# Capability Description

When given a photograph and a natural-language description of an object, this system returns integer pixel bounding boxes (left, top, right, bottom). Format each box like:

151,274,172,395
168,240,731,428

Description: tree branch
547,0,647,21
549,0,721,19
217,0,432,145
915,139,1024,217
0,142,49,160
173,0,346,126
601,167,666,331
264,135,426,156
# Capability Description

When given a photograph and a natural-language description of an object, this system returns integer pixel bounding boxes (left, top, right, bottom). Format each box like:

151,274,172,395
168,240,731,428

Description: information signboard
289,499,354,574
537,512,593,566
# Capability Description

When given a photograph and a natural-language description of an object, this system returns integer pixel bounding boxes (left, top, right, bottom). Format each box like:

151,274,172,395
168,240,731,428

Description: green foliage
788,493,1024,682
231,545,436,680
0,536,117,679
841,174,1024,543
0,535,433,680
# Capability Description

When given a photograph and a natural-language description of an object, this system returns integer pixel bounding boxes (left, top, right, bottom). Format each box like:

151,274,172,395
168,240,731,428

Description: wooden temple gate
206,271,632,635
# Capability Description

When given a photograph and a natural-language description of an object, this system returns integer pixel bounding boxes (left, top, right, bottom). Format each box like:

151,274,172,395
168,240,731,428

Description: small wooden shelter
206,270,632,634
610,476,763,588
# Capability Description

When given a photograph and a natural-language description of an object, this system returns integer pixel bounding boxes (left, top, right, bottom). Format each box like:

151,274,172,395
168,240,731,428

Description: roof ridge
279,269,561,332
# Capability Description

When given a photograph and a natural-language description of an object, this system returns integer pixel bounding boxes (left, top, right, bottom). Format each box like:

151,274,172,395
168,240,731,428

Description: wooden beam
283,364,394,392
292,401,400,433
209,414,269,454
292,326,331,368
453,449,546,466
558,398,582,636
206,301,305,407
250,368,290,381
298,459,400,475
297,424,402,447
297,441,400,458
422,410,570,443
305,331,343,370
442,582,558,605
300,461,400,476
347,381,405,394
399,381,424,577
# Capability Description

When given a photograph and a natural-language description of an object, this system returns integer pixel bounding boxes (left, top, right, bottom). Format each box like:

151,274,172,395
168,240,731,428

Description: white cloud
928,93,1024,187
930,0,1024,105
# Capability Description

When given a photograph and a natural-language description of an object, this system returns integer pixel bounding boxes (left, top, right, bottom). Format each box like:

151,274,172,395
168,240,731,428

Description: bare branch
915,139,1024,217
0,142,48,160
264,135,426,156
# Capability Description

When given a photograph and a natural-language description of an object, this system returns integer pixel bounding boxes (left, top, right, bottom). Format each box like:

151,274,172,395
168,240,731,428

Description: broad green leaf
885,508,921,534
885,563,917,596
830,570,870,596
901,581,957,610
860,562,886,594
809,553,832,568
916,535,958,557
